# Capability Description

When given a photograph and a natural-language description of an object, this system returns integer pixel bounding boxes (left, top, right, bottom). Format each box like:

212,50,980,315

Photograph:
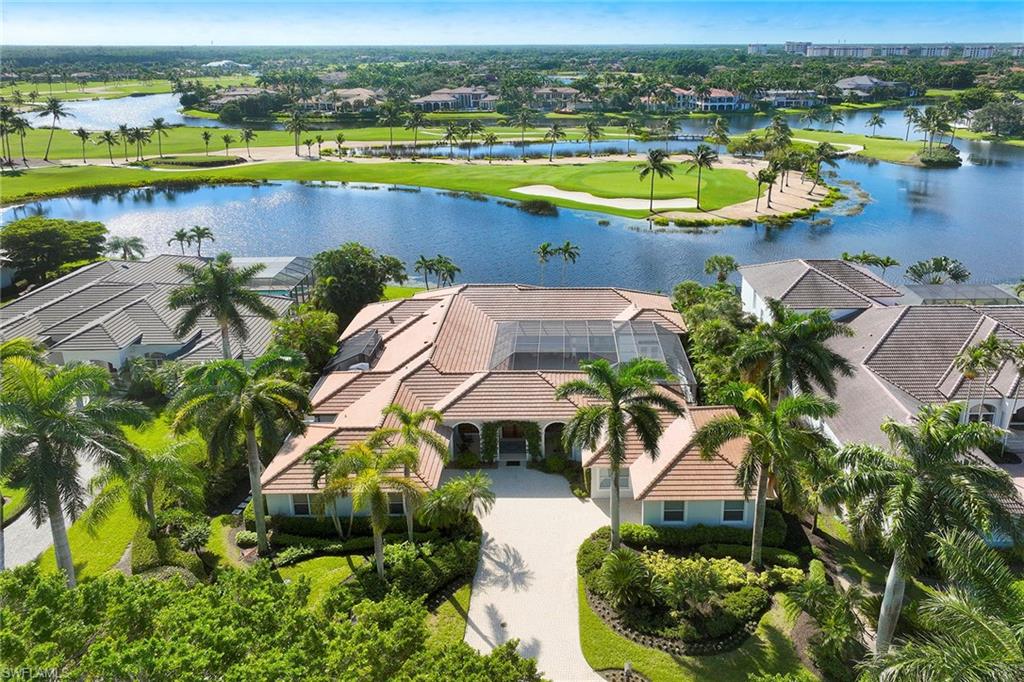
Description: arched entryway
1009,404,1024,430
453,423,481,456
544,422,566,458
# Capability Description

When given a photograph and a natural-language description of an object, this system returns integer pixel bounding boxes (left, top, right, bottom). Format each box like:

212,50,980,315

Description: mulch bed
598,669,651,682
584,589,759,657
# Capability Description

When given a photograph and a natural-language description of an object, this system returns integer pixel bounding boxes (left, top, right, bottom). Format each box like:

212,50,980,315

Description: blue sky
5,1,1023,46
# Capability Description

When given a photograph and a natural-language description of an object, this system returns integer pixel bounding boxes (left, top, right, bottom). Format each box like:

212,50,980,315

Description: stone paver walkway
463,466,608,681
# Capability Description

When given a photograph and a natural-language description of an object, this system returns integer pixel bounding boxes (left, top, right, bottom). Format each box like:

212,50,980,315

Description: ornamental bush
235,530,258,548
696,543,802,569
619,508,786,549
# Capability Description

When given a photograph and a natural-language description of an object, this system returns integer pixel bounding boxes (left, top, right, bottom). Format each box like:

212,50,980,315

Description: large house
834,75,913,100
644,86,750,113
297,88,383,114
760,89,819,109
0,254,295,371
260,285,760,528
410,86,491,111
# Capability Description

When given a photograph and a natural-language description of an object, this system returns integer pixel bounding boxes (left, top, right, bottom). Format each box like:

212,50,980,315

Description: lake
6,129,1022,290
43,93,233,131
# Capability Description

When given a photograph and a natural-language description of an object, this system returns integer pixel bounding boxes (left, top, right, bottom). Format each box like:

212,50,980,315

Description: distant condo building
919,45,952,57
747,44,769,55
878,46,910,57
962,45,995,59
807,45,873,58
784,41,811,55
1012,46,1024,57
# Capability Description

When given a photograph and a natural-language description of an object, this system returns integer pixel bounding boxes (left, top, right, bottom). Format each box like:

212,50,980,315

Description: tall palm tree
544,122,566,162
703,254,739,283
314,134,324,157
372,404,448,541
170,355,310,555
482,131,499,163
635,148,675,217
128,127,151,161
117,123,131,160
624,113,644,156
335,132,345,157
97,130,118,164
828,110,845,132
10,116,31,165
582,117,603,157
0,105,13,164
39,97,70,161
734,298,854,402
971,334,1009,423
188,225,215,257
0,359,148,587
509,106,535,162
905,256,971,284
808,142,839,193
684,143,718,211
535,242,556,285
556,358,684,549
150,117,169,157
870,528,1024,681
434,257,460,287
240,128,256,158
376,100,406,157
902,107,919,142
403,110,425,159
414,255,434,289
167,228,193,255
316,437,422,577
866,113,886,137
694,383,837,567
167,253,277,360
557,241,580,285
822,402,1016,655
284,108,309,156
302,138,314,157
441,121,463,160
755,168,777,211
106,235,147,261
221,133,234,156
201,129,212,156
463,118,484,161
708,115,730,153
83,442,202,530
72,127,91,164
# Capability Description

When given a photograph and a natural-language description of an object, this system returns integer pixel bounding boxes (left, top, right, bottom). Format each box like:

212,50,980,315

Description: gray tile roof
739,259,902,310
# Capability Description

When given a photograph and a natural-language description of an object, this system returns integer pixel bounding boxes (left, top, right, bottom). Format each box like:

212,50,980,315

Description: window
388,493,405,516
292,494,311,516
663,501,686,523
723,500,746,522
598,469,630,490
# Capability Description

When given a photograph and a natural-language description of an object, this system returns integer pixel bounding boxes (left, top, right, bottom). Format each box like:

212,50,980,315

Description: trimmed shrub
131,523,206,580
619,509,786,550
235,530,258,549
721,584,771,622
696,543,802,569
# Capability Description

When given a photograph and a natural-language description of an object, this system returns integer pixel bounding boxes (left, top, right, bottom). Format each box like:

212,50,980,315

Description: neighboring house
738,258,905,322
206,86,274,110
0,254,293,370
760,89,819,108
260,284,760,527
834,75,913,100
644,86,750,112
901,284,1022,306
232,256,315,303
411,86,490,111
297,88,382,114
532,86,580,111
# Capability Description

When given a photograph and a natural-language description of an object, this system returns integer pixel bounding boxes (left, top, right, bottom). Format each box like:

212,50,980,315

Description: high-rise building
747,44,769,55
962,45,995,59
784,41,811,55
919,46,952,57
879,46,910,57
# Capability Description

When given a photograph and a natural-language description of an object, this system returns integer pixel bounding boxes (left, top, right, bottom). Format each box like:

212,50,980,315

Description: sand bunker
510,185,697,210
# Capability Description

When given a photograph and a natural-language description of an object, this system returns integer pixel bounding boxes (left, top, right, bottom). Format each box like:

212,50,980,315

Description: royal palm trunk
749,466,769,567
610,463,622,549
875,555,906,654
246,429,269,555
47,486,76,587
220,323,232,360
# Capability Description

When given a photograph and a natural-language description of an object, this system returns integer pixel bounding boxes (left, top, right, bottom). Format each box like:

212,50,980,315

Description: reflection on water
48,93,233,131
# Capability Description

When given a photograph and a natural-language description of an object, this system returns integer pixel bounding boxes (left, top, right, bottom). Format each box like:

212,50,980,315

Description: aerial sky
4,1,1023,46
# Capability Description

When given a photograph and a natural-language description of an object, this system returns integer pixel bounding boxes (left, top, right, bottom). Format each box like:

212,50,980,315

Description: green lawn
1,159,760,218
426,582,473,649
278,555,367,605
383,285,426,300
2,76,252,102
950,128,1024,147
747,127,924,164
205,514,244,570
578,580,814,681
2,480,30,526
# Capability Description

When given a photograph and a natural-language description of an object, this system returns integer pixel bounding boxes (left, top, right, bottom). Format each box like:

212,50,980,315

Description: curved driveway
463,466,608,681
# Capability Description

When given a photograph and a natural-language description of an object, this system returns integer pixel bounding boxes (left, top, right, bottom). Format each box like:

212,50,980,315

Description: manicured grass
426,582,473,649
383,285,426,300
205,514,244,570
578,579,814,681
278,555,367,605
950,128,1024,147
37,488,136,579
2,76,252,102
1,159,760,218
748,127,924,164
1,480,29,526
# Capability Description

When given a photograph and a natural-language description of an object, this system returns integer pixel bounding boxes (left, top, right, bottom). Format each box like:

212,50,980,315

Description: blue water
46,93,232,131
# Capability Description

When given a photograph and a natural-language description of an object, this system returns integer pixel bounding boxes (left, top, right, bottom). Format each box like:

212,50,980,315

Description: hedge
131,523,206,580
619,508,786,550
245,509,421,538
696,543,803,569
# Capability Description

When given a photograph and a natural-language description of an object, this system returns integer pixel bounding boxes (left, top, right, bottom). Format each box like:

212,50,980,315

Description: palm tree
114,123,129,160
72,127,90,164
463,118,484,161
870,529,1024,680
808,142,839,194
150,117,169,157
284,109,309,156
372,404,448,541
201,130,212,156
240,128,256,158
544,123,566,162
822,403,1016,655
441,121,463,160
404,110,425,159
414,255,434,289
635,148,675,217
434,257,460,287
106,235,147,261
0,359,148,586
734,298,854,402
316,437,422,577
376,100,406,157
167,228,193,255
582,117,603,157
129,127,151,161
418,471,496,530
875,256,900,278
902,107,919,142
0,337,47,364
970,334,1009,424
557,241,580,285
866,113,886,137
314,134,324,157
221,134,234,156
510,106,535,162
0,106,13,164
170,355,310,555
755,168,777,211
482,131,499,163
10,116,31,165
624,113,644,156
83,442,202,530
535,242,556,285
684,143,718,211
703,254,739,283
335,132,345,157
302,138,314,157
905,256,970,284
39,97,70,161
954,345,990,427
556,358,684,549
168,253,277,359
708,115,730,153
694,383,838,567
97,130,118,164
828,110,845,132
188,225,215,257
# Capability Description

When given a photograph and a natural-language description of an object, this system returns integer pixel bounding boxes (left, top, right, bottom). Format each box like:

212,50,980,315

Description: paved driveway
463,466,608,681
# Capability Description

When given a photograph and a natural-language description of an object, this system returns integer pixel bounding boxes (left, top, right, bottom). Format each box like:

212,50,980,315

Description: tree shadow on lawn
478,541,534,592
670,610,805,679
